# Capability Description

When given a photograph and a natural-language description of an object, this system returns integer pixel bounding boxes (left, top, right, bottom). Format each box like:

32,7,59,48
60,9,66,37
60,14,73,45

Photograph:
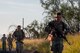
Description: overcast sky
0,0,44,37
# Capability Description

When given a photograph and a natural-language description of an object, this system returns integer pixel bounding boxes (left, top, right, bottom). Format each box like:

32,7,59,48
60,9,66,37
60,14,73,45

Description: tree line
9,0,80,38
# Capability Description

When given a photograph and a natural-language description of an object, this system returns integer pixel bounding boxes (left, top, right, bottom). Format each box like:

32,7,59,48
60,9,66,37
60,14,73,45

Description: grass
23,39,51,53
63,33,80,53
0,33,80,53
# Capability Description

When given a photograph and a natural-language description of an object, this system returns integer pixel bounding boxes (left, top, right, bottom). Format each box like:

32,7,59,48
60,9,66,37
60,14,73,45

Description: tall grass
63,33,80,53
0,33,80,53
23,39,51,53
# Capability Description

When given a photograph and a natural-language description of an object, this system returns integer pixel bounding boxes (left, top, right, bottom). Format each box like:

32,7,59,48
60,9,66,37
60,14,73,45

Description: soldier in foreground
45,12,70,53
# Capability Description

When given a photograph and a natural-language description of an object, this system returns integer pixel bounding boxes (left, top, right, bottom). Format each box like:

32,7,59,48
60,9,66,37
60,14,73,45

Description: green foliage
40,0,80,32
24,0,80,38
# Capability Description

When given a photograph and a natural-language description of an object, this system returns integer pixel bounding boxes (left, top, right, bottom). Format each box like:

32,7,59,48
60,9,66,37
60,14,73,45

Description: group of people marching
1,34,13,52
1,12,70,53
1,25,25,53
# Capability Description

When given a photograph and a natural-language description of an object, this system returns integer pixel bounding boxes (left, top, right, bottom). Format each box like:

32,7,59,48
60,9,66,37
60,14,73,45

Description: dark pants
2,43,6,51
8,43,12,51
51,38,63,53
52,44,63,53
16,41,23,53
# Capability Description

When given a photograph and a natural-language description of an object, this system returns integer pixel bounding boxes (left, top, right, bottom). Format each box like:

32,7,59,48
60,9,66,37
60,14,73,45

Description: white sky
0,0,44,37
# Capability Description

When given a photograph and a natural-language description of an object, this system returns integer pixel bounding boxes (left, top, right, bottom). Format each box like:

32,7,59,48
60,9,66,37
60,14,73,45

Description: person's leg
2,43,5,51
2,43,4,51
52,41,57,53
52,44,58,53
53,51,57,53
16,41,23,53
52,49,58,53
53,44,63,53
8,43,10,51
9,45,11,51
16,42,19,53
8,44,10,51
9,43,13,51
3,43,6,51
11,44,12,51
58,44,63,53
19,42,23,53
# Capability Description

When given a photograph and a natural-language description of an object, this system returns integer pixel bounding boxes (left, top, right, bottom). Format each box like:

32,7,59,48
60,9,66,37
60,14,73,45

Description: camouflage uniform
46,20,68,53
7,36,13,51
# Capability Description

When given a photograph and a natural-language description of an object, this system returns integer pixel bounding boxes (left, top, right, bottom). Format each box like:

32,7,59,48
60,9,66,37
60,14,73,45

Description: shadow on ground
0,49,34,53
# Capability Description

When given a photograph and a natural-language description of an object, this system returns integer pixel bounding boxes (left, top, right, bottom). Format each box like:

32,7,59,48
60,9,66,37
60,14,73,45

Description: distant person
45,12,70,53
1,34,7,51
7,33,13,51
12,25,25,53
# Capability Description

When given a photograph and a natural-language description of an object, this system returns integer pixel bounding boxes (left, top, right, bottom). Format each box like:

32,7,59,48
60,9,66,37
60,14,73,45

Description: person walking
45,12,70,53
1,34,7,52
12,25,25,53
7,33,13,51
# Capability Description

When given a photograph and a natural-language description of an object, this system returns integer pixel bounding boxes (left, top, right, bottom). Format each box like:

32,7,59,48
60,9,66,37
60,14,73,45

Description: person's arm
45,21,53,34
63,22,70,35
62,22,71,45
45,21,55,40
12,31,16,40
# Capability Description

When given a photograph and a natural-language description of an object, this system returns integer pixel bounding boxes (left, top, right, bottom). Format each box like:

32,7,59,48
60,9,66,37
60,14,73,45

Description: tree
40,0,80,32
25,20,39,38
